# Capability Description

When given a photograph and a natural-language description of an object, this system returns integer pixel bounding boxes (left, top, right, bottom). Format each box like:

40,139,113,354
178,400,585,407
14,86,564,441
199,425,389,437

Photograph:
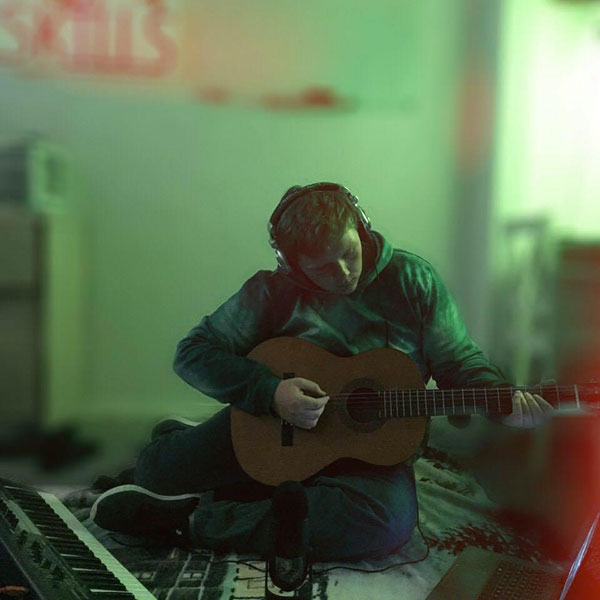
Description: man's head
273,186,365,294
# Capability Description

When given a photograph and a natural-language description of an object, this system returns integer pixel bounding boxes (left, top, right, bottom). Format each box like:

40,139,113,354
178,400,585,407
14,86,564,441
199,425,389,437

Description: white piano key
40,493,157,600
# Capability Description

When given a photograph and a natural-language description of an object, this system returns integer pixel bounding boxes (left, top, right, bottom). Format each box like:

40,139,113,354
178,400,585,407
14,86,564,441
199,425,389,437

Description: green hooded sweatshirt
174,230,513,420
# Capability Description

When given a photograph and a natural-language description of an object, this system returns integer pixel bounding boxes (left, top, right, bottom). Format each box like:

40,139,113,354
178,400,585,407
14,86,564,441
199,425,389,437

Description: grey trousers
133,406,418,561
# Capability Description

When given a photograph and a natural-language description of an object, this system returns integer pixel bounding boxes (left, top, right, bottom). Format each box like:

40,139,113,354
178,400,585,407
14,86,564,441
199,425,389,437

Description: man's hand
500,390,554,428
272,377,329,429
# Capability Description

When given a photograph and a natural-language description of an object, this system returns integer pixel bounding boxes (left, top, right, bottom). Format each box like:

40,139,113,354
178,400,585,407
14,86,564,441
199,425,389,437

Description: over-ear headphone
268,182,372,274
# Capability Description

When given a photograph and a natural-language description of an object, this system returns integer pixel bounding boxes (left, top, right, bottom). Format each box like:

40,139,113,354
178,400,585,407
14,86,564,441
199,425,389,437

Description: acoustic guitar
230,337,599,485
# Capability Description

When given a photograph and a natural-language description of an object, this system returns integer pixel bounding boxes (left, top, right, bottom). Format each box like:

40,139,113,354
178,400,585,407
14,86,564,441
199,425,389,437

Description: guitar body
230,337,428,485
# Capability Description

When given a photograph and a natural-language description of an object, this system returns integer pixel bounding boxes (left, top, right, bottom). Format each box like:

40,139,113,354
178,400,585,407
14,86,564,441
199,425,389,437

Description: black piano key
46,534,85,546
78,575,128,589
42,533,89,547
74,569,120,579
64,558,106,571
50,535,92,547
8,491,50,507
54,542,117,573
89,592,136,599
64,555,113,572
37,523,77,535
52,541,96,555
64,550,104,564
60,553,107,565
24,511,64,523
77,576,129,591
24,512,65,525
68,559,113,571
19,498,53,509
47,531,87,542
90,594,136,599
74,568,125,580
8,488,39,497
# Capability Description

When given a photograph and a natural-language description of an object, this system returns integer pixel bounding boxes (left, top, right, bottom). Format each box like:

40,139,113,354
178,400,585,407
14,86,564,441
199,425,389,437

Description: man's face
296,226,363,294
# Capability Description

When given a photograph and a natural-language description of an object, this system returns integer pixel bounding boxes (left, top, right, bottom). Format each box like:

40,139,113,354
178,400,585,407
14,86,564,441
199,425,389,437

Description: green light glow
494,0,600,239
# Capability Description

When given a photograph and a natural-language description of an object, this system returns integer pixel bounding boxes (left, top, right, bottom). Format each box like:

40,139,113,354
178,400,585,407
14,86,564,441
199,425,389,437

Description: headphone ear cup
275,249,292,274
345,192,371,233
356,205,371,232
268,186,305,274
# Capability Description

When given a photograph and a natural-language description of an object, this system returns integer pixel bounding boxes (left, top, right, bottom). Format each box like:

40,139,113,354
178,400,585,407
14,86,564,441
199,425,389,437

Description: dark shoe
150,416,201,441
90,484,202,547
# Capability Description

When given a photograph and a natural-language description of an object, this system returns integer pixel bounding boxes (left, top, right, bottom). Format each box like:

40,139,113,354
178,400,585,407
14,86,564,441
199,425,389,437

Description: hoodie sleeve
173,271,282,416
419,260,514,425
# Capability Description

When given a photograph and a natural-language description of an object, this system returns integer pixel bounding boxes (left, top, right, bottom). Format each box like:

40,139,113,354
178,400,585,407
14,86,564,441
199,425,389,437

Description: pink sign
0,0,179,78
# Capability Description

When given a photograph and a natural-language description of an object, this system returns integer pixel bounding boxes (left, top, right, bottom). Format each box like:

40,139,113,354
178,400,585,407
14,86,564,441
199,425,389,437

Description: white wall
0,0,466,424
493,0,600,238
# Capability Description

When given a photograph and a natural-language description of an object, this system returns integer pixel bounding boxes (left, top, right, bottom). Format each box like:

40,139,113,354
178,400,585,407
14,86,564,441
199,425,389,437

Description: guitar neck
377,384,583,418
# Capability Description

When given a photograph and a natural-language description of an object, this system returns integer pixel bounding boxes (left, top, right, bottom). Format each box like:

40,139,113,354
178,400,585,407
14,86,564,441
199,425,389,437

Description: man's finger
511,391,524,419
296,378,327,397
534,394,554,414
500,391,524,427
302,395,329,409
521,392,534,425
528,394,544,424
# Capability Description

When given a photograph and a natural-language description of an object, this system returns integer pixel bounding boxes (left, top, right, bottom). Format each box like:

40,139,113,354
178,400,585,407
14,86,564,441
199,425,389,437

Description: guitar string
301,386,579,405
314,385,584,397
284,385,587,413
187,385,588,410
302,398,559,414
301,396,536,414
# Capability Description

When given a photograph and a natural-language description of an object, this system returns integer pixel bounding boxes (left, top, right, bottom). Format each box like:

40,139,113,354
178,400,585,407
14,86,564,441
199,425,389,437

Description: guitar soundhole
346,387,381,423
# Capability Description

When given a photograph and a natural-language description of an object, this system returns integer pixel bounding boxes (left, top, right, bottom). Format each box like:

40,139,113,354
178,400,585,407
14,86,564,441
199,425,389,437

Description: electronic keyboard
0,478,157,599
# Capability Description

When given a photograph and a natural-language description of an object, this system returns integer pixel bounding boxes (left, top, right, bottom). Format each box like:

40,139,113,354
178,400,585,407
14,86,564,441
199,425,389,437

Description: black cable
108,502,431,576
209,559,267,572
202,511,431,576
312,517,430,575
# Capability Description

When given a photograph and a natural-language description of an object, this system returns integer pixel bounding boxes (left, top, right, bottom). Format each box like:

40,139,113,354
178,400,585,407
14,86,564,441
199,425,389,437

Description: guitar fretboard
375,384,581,418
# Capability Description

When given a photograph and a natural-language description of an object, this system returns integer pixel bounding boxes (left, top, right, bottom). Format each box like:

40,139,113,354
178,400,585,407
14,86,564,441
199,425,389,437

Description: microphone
268,480,310,592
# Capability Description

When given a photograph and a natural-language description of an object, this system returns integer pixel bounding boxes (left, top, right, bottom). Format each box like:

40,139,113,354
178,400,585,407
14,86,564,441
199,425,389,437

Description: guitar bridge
281,371,295,446
281,420,294,446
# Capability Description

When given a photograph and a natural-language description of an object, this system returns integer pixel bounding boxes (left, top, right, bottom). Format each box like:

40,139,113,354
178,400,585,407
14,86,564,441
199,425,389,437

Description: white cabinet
0,139,83,434
0,205,44,433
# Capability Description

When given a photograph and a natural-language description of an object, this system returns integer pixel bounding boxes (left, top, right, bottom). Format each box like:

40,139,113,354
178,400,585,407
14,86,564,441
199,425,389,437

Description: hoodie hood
276,229,393,295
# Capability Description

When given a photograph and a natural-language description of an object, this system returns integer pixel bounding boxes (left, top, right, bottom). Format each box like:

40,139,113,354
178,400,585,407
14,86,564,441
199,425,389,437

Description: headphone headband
268,182,372,274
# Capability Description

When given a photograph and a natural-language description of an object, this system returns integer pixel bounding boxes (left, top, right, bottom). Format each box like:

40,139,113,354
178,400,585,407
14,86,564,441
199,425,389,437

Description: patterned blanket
59,443,555,600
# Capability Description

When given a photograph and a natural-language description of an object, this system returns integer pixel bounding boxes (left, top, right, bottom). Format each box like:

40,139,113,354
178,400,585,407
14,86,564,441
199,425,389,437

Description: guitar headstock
536,379,600,413
578,379,600,413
